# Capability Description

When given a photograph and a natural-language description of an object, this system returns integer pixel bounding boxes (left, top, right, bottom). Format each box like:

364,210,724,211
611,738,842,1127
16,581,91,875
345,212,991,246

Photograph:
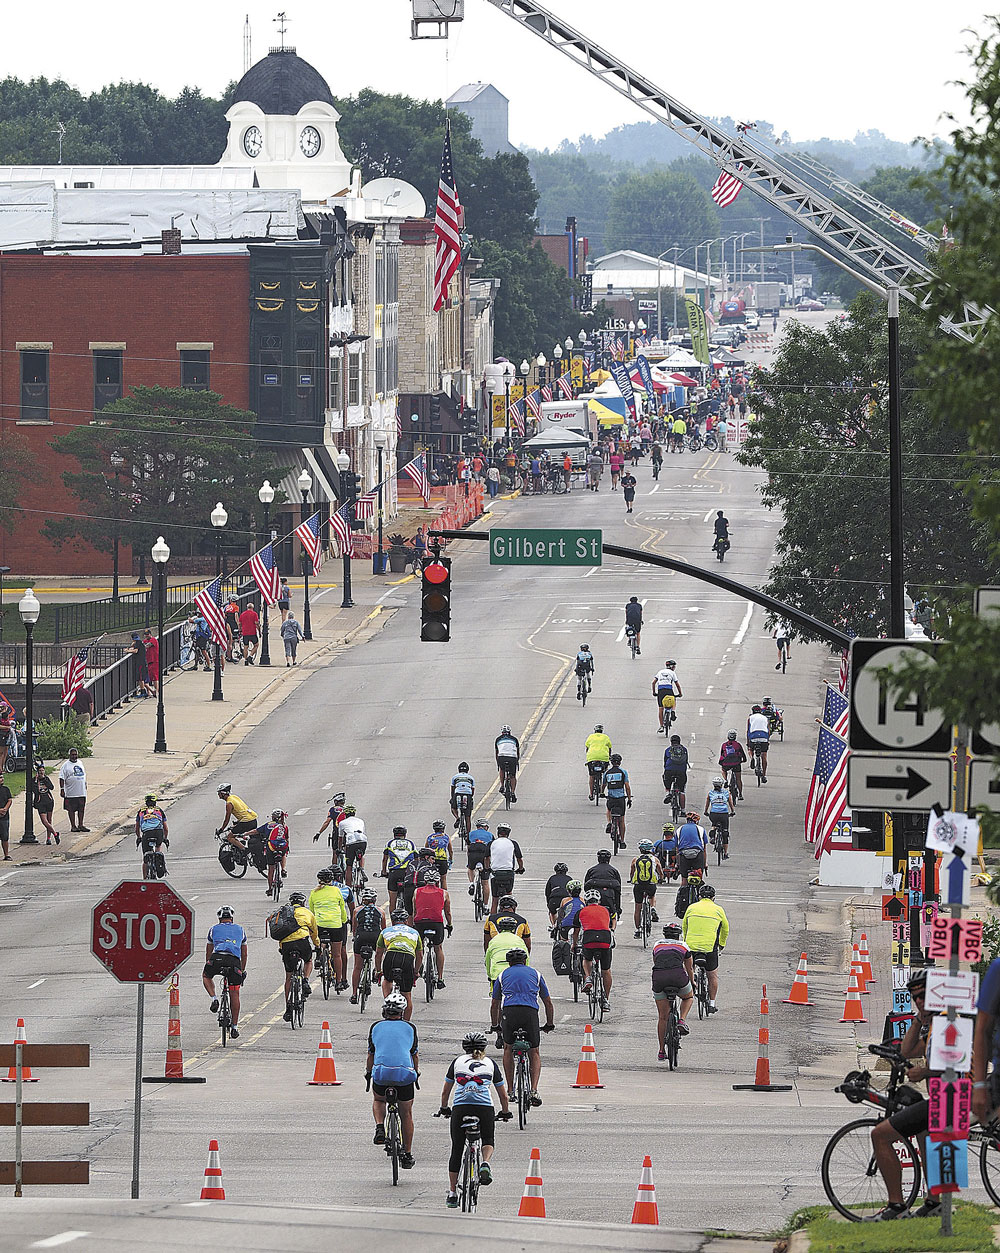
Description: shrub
35,715,93,762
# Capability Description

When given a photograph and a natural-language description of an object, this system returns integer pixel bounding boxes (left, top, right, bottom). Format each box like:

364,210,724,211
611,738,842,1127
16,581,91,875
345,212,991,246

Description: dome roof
233,47,335,115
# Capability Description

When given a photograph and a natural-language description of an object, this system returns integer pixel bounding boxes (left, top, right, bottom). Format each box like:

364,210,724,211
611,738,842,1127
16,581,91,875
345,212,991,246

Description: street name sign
489,528,603,566
847,754,953,811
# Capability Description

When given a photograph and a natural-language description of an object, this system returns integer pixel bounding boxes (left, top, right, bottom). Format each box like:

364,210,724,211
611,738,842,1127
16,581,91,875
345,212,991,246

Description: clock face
299,126,322,158
242,126,263,158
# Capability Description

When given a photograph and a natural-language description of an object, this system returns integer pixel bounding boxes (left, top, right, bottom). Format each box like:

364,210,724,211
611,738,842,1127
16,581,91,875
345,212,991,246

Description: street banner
570,356,584,390
684,297,710,364
609,360,637,420
635,354,655,398
491,395,506,429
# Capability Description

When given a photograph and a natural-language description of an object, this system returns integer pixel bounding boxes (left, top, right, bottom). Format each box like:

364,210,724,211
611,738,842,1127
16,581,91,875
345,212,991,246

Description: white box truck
539,400,594,442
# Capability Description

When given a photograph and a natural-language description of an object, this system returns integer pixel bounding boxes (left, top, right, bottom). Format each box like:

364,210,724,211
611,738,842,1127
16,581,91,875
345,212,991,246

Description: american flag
610,337,625,361
804,726,849,857
541,384,552,402
838,649,850,694
295,511,323,575
432,122,463,313
583,352,594,376
401,454,430,506
557,375,572,399
329,501,354,559
249,541,280,606
711,165,744,207
526,390,541,419
194,577,228,647
510,398,526,437
822,683,850,737
355,492,376,521
60,645,90,706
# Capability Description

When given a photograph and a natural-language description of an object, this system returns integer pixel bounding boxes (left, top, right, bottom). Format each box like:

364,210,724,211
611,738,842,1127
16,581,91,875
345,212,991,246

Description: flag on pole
295,511,323,575
401,454,430,506
838,649,850,694
355,492,376,521
60,644,91,706
329,501,354,559
510,398,526,437
557,375,572,399
526,390,541,419
541,384,552,402
194,577,228,647
822,684,850,737
432,122,463,313
804,726,850,857
248,541,281,606
711,165,744,207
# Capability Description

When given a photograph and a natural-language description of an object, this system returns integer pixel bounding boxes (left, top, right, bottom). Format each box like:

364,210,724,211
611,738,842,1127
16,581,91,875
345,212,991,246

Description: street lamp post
110,450,124,603
501,362,514,445
484,377,498,449
298,469,314,640
373,430,388,576
210,502,227,702
257,480,274,667
519,359,530,438
535,352,547,401
151,536,169,753
18,589,40,845
553,343,563,383
0,566,9,647
336,450,354,609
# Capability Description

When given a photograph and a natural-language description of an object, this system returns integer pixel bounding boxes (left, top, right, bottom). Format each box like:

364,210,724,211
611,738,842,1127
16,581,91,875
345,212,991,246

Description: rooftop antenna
273,10,289,50
243,14,252,74
51,121,66,165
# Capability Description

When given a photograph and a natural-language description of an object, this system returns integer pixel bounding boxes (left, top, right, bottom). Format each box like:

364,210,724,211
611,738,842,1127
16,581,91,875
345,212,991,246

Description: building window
180,349,210,390
348,352,361,407
93,349,123,413
295,347,316,423
330,352,343,410
20,349,49,422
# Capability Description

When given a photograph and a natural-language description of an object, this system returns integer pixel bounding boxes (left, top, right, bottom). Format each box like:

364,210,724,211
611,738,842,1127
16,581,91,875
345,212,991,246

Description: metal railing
0,642,128,684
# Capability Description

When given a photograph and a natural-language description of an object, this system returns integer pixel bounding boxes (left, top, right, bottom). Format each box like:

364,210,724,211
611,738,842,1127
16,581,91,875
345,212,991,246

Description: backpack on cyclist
674,882,698,920
267,903,299,941
139,810,163,833
720,741,741,765
667,745,687,766
551,937,572,977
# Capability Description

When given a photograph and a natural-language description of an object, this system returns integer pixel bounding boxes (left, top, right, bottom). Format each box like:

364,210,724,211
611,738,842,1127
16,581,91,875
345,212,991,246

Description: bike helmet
418,846,435,858
662,824,675,835
390,908,410,924
329,866,345,881
344,804,357,816
316,868,334,884
752,704,762,714
217,784,231,796
610,753,622,766
686,811,700,821
763,697,773,706
392,825,408,836
458,761,470,772
584,889,602,904
712,777,725,788
566,879,583,895
217,906,234,920
496,823,511,836
271,808,285,821
475,820,490,831
907,969,928,993
727,730,738,741
553,862,568,874
144,792,157,805
382,992,407,1019
629,596,638,603
496,916,519,933
666,660,676,668
498,895,517,911
506,949,528,965
580,643,590,651
500,726,512,736
462,1030,489,1052
593,724,604,733
662,923,682,938
425,869,441,886
331,792,346,807
596,849,612,863
289,891,307,905
670,735,682,745
638,840,654,853
432,820,446,833
361,889,377,905
699,884,716,900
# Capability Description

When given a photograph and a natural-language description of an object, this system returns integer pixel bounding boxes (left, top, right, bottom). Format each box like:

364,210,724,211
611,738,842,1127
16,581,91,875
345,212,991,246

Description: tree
44,387,287,561
0,431,39,533
603,169,718,255
737,293,998,639
475,239,583,363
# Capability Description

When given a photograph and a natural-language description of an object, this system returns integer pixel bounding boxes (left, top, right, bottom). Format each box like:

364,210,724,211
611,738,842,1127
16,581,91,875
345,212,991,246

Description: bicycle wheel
572,959,580,1002
474,877,485,923
517,1057,529,1130
425,946,435,1003
579,677,587,707
978,1123,1000,1206
360,957,372,1014
220,986,230,1048
716,831,723,866
588,972,599,1021
460,1145,475,1212
821,1117,920,1221
666,1006,679,1070
320,947,332,999
387,1109,401,1186
641,900,651,948
696,968,707,1020
355,863,369,892
504,777,512,811
271,870,282,903
143,853,156,881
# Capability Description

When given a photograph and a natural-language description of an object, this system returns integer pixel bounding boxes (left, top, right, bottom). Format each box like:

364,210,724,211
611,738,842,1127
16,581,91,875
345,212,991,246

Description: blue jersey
384,839,415,869
207,922,246,957
426,833,450,860
447,1053,505,1107
338,883,355,911
654,837,677,860
604,767,628,799
707,788,730,814
677,822,706,850
468,826,493,846
495,964,549,1008
368,1018,418,1086
558,897,584,930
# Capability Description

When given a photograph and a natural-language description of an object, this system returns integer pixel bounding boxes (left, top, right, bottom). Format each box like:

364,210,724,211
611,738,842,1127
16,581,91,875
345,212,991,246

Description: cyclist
466,818,493,908
676,811,709,875
215,784,258,851
603,754,632,848
492,948,555,1108
761,696,783,738
313,791,347,846
412,868,452,989
584,723,613,801
575,643,595,699
579,889,614,1010
382,826,416,913
484,895,531,952
653,824,678,879
704,777,735,859
398,847,435,917
718,730,747,801
747,704,770,782
629,839,664,937
338,804,367,887
274,891,318,1022
425,820,453,888
772,619,793,671
652,660,682,733
439,1031,512,1208
135,793,168,877
652,923,694,1057
203,905,247,1039
367,992,418,1170
682,884,729,1014
674,871,704,920
374,908,423,1022
544,863,572,924
264,809,290,899
584,849,622,921
450,761,476,830
350,889,386,1004
487,823,524,900
624,596,643,654
712,510,730,558
662,734,689,810
670,412,687,452
308,867,350,992
554,879,584,937
495,726,520,802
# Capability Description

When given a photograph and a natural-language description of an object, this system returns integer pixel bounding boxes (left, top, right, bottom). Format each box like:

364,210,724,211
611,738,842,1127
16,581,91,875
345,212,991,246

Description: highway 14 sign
849,640,950,754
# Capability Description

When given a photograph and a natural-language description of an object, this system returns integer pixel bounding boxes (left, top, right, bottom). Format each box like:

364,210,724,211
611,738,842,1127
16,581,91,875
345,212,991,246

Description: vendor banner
609,360,637,419
684,296,711,365
570,355,585,390
635,354,655,398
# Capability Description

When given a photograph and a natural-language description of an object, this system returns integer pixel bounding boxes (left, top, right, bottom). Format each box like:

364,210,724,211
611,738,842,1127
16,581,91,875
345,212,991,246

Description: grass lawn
3,771,26,800
805,1201,998,1252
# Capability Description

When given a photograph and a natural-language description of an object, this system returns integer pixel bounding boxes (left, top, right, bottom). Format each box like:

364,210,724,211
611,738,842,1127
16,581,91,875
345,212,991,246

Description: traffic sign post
90,880,195,1200
969,758,1000,811
849,639,949,754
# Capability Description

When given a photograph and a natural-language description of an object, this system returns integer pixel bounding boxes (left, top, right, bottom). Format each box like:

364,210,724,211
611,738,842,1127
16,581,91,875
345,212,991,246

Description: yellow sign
570,356,584,389
491,395,506,428
509,382,524,406
890,940,911,966
374,304,383,341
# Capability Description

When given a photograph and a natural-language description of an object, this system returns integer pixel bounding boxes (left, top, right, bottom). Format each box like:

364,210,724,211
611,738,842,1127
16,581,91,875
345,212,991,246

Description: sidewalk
6,569,410,865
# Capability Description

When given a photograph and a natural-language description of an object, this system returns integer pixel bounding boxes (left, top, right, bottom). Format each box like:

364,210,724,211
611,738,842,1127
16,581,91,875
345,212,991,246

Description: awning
276,447,338,506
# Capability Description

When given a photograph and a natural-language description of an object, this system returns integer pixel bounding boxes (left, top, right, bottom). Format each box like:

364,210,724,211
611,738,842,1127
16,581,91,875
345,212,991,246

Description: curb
787,1231,810,1253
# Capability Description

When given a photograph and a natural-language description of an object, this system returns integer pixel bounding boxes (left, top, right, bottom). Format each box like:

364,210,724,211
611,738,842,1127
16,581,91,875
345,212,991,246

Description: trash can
372,551,387,575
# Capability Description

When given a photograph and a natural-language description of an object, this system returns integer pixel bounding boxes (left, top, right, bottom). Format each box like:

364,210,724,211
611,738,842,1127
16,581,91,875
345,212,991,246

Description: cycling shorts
448,1107,496,1171
889,1099,929,1137
381,949,416,993
498,759,517,776
344,840,367,863
633,883,657,902
280,937,314,973
657,691,676,710
415,921,445,947
606,796,626,816
387,865,411,891
583,945,613,971
266,846,286,866
662,770,687,790
353,932,379,956
373,1080,415,1103
231,819,258,835
677,846,706,871
652,969,692,1000
453,792,473,811
204,953,245,984
467,844,491,869
501,1004,540,1048
318,925,347,944
491,870,515,898
588,760,608,777
708,813,730,834
691,947,720,973
749,735,770,750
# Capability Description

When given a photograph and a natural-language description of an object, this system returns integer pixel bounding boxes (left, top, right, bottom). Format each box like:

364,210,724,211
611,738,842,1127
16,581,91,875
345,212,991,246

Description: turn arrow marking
865,767,932,799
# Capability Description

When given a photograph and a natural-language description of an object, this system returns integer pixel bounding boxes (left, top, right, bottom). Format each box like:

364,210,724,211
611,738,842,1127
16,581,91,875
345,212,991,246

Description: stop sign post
90,879,195,1198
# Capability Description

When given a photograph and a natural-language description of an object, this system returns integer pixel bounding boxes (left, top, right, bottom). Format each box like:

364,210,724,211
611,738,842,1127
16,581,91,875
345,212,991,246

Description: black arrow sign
865,767,933,800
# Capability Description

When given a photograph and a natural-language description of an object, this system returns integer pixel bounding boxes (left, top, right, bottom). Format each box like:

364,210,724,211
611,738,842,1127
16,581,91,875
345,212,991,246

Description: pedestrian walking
130,633,154,698
239,602,260,665
59,748,89,833
0,773,11,859
280,613,305,666
622,471,637,513
68,685,94,728
224,598,240,661
142,628,160,695
0,714,11,774
609,448,623,489
587,449,604,492
277,577,291,623
486,464,501,499
32,762,59,845
562,454,573,491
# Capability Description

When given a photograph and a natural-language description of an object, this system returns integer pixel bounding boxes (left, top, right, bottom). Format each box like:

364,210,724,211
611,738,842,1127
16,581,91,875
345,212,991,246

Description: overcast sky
4,1,991,151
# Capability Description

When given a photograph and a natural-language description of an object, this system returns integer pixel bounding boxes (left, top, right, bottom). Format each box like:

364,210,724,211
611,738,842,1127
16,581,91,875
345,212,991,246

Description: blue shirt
654,837,677,859
368,1019,419,1086
677,822,706,850
558,897,583,930
979,957,1000,1068
604,767,628,798
207,922,246,957
468,826,493,846
707,788,730,814
447,1053,505,1107
494,964,550,1008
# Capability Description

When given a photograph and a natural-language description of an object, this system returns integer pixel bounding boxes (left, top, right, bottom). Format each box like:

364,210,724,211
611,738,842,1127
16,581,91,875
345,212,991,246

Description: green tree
44,387,287,561
738,293,997,639
0,431,39,533
603,169,719,255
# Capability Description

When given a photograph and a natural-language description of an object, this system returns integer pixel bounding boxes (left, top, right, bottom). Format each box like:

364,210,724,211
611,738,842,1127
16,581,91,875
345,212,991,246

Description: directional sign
969,758,1000,812
892,987,912,1015
892,966,912,990
925,970,980,1014
849,639,950,754
91,880,194,984
925,1138,968,1195
974,586,1000,617
927,917,983,964
890,940,911,966
942,848,971,905
489,528,602,566
892,921,910,942
847,754,953,811
928,1015,974,1072
882,893,907,922
929,1077,972,1142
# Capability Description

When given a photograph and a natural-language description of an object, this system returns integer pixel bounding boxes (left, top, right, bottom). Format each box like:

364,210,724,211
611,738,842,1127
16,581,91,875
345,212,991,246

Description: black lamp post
110,450,124,603
298,469,314,640
336,449,355,609
258,480,274,667
211,501,227,702
373,431,388,575
19,589,40,845
502,363,514,446
151,536,169,753
0,566,9,647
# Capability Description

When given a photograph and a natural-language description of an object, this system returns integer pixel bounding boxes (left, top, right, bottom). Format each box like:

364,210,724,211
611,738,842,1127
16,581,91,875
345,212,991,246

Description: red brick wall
0,253,250,575
535,234,571,274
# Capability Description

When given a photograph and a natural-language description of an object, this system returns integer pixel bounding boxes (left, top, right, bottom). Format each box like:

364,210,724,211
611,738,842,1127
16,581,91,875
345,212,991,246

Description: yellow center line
182,985,286,1072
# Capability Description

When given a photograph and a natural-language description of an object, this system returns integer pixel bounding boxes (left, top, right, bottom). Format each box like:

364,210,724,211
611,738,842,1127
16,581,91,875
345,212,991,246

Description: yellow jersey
485,932,530,982
227,794,256,823
682,900,729,953
585,733,612,764
280,905,319,948
308,886,349,929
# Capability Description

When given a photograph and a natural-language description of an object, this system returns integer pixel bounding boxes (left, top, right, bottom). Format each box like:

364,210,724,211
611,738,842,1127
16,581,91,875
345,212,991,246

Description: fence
0,642,129,684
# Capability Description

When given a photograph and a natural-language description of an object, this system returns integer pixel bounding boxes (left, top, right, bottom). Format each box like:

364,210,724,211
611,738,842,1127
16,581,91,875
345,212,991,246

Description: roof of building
446,82,507,105
233,47,335,115
589,265,714,290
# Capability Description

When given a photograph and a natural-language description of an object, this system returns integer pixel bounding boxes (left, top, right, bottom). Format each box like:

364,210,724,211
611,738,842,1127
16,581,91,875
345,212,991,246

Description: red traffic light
424,561,449,584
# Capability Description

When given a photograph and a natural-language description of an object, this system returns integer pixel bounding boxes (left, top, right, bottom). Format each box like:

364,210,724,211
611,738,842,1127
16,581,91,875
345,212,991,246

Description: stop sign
91,879,194,984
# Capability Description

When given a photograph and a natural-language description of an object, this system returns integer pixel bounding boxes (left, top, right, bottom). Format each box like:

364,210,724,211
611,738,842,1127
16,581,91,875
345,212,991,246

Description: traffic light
420,556,451,642
429,395,442,430
462,412,477,434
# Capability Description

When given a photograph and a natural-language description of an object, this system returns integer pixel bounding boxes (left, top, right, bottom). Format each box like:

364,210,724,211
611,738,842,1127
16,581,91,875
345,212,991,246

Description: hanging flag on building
804,726,849,857
557,375,573,399
295,511,324,575
838,649,850,694
329,501,354,559
194,577,228,647
432,121,463,313
248,541,281,606
711,165,744,207
60,644,92,706
401,454,430,506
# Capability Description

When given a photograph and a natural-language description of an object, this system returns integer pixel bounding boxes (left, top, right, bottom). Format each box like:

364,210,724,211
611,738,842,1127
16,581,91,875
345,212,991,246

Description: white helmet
382,992,408,1018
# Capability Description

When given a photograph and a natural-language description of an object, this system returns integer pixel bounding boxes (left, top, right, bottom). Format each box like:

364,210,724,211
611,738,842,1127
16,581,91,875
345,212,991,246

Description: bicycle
369,1079,406,1186
140,837,166,880
217,831,248,878
750,745,765,787
708,816,729,864
511,1027,533,1130
663,992,682,1070
693,955,710,1020
499,768,516,811
609,809,626,857
589,760,607,806
455,795,473,848
420,928,438,1003
723,767,743,804
472,866,488,923
704,430,720,452
687,431,703,453
327,839,347,877
269,861,283,903
569,937,583,1003
357,945,375,1014
665,778,683,827
353,861,369,892
767,710,785,741
713,536,730,563
586,957,606,1024
218,971,234,1047
639,893,653,947
317,940,336,1000
457,1113,484,1210
286,957,306,1030
577,671,590,706
626,624,639,660
776,639,789,673
822,1043,923,1220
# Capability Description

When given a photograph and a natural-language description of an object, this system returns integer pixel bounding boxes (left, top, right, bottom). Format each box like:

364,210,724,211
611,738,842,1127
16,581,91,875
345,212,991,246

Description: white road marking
27,978,45,989
375,586,398,605
731,601,754,646
699,707,705,716
346,759,360,767
705,686,713,695
583,566,601,578
675,630,689,635
294,808,310,816
397,700,405,707
183,1201,212,1208
0,872,16,885
30,1235,91,1249
715,667,723,674
703,509,714,522
322,782,334,790
376,727,385,736
559,1013,572,1023
649,484,660,494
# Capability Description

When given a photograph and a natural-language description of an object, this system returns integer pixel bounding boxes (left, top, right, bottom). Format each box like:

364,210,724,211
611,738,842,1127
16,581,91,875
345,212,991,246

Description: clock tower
218,47,358,201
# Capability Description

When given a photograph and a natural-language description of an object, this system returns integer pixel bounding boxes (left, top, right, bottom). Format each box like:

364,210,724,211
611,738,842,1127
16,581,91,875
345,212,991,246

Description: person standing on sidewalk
33,762,59,845
239,602,260,665
0,776,12,859
608,447,623,489
130,633,154,699
486,463,501,499
281,612,305,666
277,578,291,623
143,629,160,696
59,748,89,832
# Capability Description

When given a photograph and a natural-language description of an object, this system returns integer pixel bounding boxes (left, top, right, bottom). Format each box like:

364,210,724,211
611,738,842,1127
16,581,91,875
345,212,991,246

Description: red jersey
413,884,445,923
579,903,612,947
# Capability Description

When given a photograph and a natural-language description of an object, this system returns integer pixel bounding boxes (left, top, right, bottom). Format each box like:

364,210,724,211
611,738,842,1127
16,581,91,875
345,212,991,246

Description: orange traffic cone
859,932,875,985
2,1018,38,1083
571,1024,604,1089
517,1148,546,1218
840,970,867,1023
733,985,792,1092
143,975,206,1084
851,944,869,994
199,1139,226,1200
783,953,813,1006
308,1021,341,1086
630,1155,659,1225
